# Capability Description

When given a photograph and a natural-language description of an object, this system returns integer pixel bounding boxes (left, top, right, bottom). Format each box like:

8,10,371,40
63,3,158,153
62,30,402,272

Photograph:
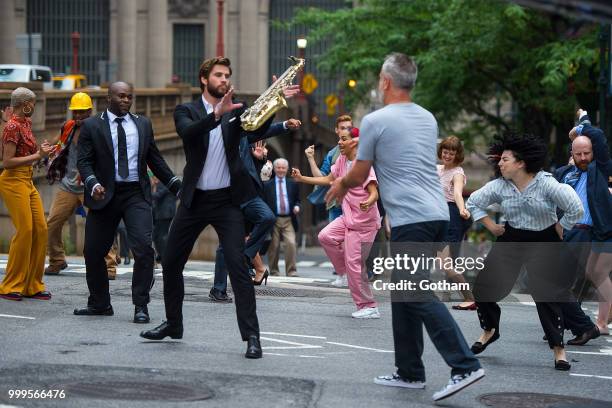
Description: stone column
147,0,169,87
117,0,137,84
237,0,259,93
0,0,20,63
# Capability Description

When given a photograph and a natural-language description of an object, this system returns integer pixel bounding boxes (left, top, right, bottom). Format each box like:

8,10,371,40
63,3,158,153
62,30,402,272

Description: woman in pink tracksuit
291,131,381,319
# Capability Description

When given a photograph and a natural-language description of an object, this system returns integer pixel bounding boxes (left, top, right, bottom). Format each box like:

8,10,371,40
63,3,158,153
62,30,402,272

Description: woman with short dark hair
467,133,584,370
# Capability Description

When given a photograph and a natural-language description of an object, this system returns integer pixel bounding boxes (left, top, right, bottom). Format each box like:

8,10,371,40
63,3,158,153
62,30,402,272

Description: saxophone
241,56,305,131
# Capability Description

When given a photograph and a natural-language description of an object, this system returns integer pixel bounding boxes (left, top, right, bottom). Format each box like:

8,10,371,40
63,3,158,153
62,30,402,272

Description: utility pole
71,32,80,73
216,0,224,56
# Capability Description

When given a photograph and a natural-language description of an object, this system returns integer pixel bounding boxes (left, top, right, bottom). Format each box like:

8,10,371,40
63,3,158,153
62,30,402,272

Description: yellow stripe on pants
0,166,47,296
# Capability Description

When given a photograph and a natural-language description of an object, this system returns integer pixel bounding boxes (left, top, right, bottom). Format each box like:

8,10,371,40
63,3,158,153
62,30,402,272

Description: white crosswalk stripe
0,259,336,270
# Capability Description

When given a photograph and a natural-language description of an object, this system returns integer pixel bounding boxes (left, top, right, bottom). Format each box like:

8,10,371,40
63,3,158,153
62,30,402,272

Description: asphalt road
0,254,611,408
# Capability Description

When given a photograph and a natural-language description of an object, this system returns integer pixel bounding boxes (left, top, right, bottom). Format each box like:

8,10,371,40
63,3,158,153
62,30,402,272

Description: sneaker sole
353,314,381,319
432,370,485,401
373,378,426,389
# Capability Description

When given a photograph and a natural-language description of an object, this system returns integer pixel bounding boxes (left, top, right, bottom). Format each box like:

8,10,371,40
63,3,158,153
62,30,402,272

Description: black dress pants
474,224,575,349
84,182,155,308
161,188,259,341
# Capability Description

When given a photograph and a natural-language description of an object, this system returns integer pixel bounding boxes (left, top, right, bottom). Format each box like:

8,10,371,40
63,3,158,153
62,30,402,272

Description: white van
0,64,54,90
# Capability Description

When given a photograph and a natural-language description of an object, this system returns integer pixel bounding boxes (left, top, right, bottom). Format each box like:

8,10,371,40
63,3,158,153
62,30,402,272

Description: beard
576,162,589,171
207,83,227,99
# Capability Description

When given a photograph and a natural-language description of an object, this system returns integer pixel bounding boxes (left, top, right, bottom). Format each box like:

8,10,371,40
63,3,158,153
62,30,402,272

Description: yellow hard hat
69,92,93,110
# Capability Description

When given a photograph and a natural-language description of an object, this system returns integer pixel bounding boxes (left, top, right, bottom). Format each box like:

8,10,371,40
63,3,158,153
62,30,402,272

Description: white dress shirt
106,109,139,182
196,96,231,190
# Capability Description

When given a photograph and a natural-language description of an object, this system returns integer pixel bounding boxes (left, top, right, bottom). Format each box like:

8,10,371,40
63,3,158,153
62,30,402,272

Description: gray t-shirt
59,140,84,194
356,102,448,227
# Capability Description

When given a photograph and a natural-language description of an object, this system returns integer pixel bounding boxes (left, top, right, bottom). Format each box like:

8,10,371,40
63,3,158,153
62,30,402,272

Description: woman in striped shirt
466,133,583,371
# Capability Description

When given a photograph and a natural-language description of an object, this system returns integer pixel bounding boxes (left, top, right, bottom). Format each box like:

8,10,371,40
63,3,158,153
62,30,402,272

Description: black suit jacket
77,111,181,210
239,121,289,198
173,97,274,208
264,176,301,232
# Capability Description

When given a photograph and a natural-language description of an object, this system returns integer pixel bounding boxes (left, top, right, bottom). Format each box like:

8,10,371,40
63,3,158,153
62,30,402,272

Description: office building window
26,0,110,85
269,0,350,129
173,24,205,87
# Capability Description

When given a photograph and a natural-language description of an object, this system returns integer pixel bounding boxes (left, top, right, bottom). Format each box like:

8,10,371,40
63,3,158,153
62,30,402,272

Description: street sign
302,73,318,95
325,93,339,117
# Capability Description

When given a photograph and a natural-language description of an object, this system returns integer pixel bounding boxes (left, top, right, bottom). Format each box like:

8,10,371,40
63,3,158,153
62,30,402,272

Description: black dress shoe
471,331,500,355
567,325,600,346
123,256,130,265
245,335,262,359
209,288,233,303
555,359,571,371
73,305,114,316
134,305,150,324
140,321,183,340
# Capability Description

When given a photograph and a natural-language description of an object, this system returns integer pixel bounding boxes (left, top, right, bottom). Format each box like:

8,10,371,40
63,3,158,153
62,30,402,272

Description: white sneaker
432,368,485,401
332,275,348,287
351,307,380,319
374,373,425,389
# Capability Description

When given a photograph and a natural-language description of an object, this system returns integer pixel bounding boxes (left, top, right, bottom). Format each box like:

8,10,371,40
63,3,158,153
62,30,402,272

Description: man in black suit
75,81,181,323
264,158,301,277
210,119,301,302
140,57,299,359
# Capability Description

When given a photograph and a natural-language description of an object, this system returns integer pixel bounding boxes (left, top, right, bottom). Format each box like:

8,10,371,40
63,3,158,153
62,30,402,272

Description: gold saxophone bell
240,56,305,131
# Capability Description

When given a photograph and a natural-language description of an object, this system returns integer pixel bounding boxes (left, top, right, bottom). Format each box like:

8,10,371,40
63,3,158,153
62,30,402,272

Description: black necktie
115,117,129,178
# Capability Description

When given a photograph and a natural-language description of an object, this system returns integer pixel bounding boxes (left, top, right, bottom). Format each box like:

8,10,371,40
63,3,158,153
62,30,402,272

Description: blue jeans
213,197,275,293
390,221,481,381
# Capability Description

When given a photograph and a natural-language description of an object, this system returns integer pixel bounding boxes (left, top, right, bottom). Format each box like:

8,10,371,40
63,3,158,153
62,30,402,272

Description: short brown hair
199,57,232,92
335,114,352,127
437,135,465,165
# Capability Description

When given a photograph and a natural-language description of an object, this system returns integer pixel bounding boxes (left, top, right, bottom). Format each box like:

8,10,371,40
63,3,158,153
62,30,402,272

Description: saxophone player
140,57,299,360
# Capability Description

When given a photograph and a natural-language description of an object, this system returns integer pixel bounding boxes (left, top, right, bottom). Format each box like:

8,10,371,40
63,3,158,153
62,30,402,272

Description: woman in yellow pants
0,87,52,301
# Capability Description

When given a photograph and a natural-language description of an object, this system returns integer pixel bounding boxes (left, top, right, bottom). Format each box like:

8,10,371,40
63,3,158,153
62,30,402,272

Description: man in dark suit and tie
139,57,299,359
210,119,301,302
75,81,182,323
264,158,301,277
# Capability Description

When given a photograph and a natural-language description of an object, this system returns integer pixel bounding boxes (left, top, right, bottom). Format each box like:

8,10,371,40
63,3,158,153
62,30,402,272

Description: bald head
571,136,593,171
107,81,133,116
108,81,132,95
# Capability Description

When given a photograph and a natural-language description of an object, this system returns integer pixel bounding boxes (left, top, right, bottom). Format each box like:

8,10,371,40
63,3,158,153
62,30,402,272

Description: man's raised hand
214,87,243,119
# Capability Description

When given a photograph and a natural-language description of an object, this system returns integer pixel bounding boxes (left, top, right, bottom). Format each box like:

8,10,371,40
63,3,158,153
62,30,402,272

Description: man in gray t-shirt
357,102,448,227
326,53,483,402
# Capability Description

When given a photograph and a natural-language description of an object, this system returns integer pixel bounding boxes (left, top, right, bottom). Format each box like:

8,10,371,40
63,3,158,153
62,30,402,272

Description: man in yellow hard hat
45,92,119,277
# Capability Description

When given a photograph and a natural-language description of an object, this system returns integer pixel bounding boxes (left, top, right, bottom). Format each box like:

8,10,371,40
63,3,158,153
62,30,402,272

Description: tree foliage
290,0,600,157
